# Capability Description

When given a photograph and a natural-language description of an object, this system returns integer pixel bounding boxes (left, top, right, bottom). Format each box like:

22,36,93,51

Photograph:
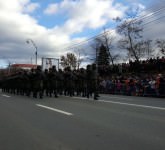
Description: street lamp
26,39,38,65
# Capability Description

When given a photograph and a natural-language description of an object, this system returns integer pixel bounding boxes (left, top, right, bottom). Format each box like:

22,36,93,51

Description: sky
0,0,165,68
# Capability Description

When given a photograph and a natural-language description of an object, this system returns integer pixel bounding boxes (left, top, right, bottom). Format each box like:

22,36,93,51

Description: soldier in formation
0,64,99,100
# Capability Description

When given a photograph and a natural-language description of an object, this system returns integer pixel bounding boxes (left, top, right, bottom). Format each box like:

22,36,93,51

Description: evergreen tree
97,44,110,67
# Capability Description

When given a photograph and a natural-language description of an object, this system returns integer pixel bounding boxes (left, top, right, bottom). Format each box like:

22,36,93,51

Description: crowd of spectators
98,57,165,98
98,56,165,76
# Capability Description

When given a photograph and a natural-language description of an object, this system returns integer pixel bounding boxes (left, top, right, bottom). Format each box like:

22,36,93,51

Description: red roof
11,64,38,68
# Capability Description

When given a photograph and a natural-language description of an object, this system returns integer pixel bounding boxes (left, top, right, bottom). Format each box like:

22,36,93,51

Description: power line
59,5,165,52
142,16,165,32
142,15,165,27
133,6,165,21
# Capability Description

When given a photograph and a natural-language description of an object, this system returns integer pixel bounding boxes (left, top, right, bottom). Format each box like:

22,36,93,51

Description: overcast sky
0,0,164,68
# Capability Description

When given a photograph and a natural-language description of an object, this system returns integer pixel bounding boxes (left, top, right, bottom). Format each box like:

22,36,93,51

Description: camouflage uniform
32,66,44,99
91,63,99,100
86,64,99,100
48,66,58,98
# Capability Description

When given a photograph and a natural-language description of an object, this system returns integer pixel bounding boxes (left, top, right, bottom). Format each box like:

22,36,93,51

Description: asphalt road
0,91,165,150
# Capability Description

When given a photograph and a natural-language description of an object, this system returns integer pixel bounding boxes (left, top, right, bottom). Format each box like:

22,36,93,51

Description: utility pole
26,39,38,65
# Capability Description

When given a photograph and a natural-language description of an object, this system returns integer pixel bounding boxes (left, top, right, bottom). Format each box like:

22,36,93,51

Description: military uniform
48,66,58,98
32,66,44,98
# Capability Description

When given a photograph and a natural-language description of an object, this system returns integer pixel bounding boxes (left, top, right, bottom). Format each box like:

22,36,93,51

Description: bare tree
156,39,165,56
74,49,84,69
143,40,154,58
117,19,143,62
60,53,77,70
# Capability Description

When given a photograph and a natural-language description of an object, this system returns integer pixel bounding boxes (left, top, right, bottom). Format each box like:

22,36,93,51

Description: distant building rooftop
11,64,38,70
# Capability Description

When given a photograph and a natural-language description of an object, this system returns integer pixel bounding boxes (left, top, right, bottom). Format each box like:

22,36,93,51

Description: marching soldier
86,65,92,98
48,66,58,98
78,68,86,97
43,69,50,96
91,63,99,100
86,64,99,100
32,66,44,99
57,69,64,95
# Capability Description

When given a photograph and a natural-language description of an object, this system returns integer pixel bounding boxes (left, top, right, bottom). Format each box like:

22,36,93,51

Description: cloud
0,0,164,67
43,0,128,43
45,0,127,31
44,3,58,15
0,0,28,12
24,2,40,13
125,3,145,17
0,0,49,63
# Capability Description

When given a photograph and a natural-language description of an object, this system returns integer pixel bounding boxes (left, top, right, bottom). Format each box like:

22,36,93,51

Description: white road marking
36,104,73,116
2,94,11,98
73,97,89,100
72,96,165,111
99,99,165,111
73,95,131,101
73,96,99,101
101,95,132,100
